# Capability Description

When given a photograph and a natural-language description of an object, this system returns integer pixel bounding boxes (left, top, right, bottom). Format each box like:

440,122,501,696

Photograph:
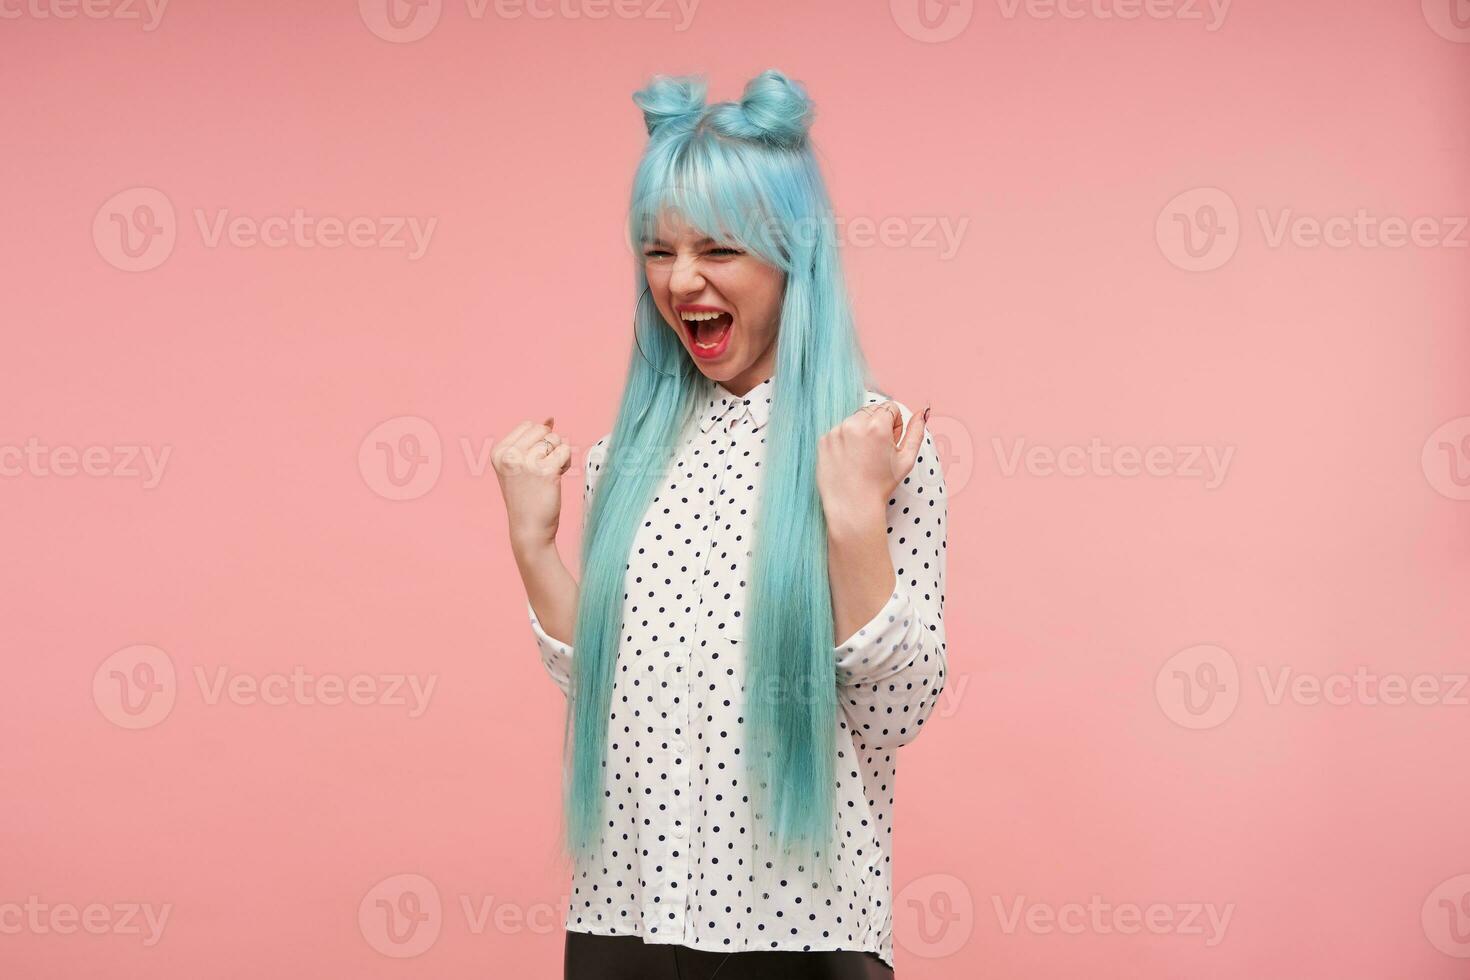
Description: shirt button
672,823,688,839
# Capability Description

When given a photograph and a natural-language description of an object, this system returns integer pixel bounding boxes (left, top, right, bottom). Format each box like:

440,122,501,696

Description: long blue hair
562,69,877,874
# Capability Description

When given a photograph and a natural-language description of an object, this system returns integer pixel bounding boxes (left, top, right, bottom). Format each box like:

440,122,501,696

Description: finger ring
864,403,898,422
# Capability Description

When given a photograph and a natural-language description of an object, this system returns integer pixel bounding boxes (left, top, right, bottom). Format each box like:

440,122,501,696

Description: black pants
564,929,895,979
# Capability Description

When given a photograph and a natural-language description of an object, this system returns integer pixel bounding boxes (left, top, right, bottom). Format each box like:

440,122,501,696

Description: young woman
493,68,949,980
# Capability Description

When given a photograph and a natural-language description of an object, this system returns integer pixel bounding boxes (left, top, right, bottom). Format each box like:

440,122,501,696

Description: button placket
675,414,735,941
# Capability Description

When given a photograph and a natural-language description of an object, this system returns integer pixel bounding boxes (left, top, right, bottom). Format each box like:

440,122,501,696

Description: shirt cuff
528,599,574,695
833,588,919,686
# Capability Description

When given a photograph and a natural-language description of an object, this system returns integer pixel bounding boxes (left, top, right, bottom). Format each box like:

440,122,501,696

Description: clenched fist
492,417,573,550
816,400,929,532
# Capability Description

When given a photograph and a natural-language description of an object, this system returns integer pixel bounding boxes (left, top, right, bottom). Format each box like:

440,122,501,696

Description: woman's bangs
632,143,782,263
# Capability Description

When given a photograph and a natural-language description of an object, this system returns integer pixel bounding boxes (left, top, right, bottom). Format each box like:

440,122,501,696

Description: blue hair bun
632,74,708,136
738,69,814,148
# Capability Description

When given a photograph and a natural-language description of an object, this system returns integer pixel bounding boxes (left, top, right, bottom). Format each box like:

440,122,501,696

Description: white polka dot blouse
527,372,948,969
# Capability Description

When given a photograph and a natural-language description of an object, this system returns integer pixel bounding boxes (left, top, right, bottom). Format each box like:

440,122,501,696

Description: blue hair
562,69,877,875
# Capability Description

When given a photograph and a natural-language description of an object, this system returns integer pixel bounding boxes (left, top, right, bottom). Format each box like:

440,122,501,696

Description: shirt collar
698,374,775,434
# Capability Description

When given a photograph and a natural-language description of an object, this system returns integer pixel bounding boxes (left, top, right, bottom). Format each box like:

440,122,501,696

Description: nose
668,252,705,297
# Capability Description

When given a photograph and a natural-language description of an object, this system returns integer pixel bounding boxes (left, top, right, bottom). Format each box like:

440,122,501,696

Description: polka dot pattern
527,373,948,969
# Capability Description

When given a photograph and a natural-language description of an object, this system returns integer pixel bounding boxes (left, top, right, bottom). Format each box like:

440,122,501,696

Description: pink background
3,0,1470,976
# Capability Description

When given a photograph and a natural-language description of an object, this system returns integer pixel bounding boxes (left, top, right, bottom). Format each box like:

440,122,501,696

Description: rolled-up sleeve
834,425,948,750
528,434,609,698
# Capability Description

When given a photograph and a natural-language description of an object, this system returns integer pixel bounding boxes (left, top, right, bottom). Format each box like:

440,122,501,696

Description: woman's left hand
816,400,929,531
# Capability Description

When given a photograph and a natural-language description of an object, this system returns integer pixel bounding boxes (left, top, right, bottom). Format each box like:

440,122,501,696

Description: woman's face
642,207,784,397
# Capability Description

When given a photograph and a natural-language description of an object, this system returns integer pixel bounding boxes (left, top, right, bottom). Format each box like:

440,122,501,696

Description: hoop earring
633,286,680,379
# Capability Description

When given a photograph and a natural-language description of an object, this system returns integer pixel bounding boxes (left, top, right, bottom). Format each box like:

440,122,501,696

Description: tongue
696,313,732,343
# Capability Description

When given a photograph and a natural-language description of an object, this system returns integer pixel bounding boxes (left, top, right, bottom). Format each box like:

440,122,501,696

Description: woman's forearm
513,536,579,646
826,507,897,647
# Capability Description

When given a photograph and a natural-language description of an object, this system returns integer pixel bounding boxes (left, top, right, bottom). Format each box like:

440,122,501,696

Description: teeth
680,310,728,321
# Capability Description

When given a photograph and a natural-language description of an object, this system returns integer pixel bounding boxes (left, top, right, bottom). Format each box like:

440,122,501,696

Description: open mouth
678,308,734,358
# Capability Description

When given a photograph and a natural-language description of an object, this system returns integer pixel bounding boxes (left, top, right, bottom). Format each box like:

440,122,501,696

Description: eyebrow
644,237,720,247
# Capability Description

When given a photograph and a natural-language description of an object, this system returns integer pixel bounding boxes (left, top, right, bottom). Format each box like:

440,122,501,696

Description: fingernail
921,405,930,423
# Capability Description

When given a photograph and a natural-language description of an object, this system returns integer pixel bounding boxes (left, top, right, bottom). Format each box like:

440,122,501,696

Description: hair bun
632,74,708,136
738,69,814,148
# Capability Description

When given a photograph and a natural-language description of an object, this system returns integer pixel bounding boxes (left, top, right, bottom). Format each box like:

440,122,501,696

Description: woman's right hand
492,417,573,550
